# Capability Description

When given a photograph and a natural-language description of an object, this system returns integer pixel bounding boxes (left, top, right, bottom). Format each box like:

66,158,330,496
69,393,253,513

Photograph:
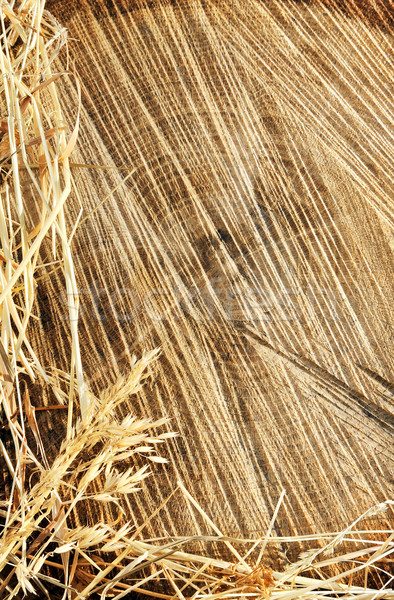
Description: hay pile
0,0,393,598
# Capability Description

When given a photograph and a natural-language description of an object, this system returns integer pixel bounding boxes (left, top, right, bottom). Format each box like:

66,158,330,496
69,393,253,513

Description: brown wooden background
33,0,393,570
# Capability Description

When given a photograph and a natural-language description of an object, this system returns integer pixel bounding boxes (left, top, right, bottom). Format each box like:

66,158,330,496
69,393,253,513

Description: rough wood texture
34,0,393,565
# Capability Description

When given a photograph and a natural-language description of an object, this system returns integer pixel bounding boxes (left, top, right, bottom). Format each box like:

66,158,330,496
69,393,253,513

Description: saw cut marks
36,0,394,561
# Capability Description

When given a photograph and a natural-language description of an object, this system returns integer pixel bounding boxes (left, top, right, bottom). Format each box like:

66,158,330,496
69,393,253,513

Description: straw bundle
0,2,174,597
0,0,393,598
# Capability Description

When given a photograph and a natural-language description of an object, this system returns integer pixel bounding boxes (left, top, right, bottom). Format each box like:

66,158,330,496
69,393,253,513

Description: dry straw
0,1,392,599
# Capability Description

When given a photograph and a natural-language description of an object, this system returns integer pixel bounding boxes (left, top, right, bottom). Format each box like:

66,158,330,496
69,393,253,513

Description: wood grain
33,0,393,567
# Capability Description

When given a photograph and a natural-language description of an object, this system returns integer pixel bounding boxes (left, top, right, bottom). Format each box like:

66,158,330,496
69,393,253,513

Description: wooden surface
33,0,393,567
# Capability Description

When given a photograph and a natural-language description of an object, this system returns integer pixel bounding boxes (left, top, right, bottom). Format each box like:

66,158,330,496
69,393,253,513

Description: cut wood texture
34,0,393,566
